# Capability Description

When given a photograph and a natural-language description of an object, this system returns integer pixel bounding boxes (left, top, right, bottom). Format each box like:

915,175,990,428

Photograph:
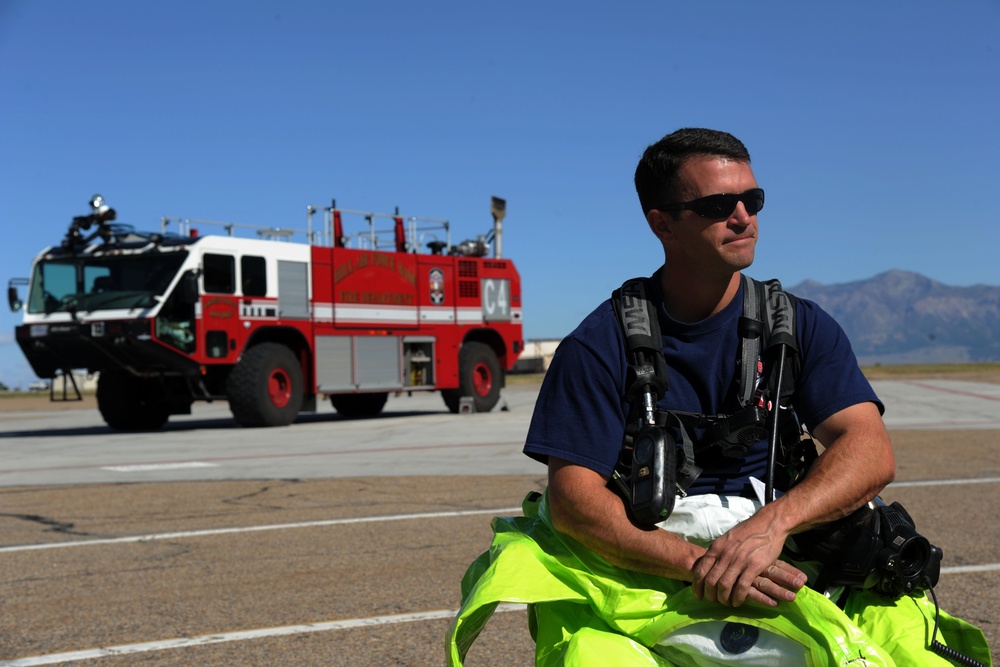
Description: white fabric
656,620,809,667
652,492,810,666
655,493,761,546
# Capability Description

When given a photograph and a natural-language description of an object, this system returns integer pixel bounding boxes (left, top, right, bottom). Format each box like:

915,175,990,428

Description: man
524,127,897,610
448,128,991,667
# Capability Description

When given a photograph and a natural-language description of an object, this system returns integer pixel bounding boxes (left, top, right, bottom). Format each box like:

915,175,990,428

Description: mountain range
787,269,1000,365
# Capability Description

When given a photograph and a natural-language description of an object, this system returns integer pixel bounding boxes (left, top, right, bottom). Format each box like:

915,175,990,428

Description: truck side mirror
7,278,27,312
8,286,22,312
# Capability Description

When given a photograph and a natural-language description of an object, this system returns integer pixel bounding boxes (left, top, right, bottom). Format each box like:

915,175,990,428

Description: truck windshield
27,253,189,315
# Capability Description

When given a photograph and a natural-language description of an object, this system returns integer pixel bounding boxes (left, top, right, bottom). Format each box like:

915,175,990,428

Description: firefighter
448,128,992,666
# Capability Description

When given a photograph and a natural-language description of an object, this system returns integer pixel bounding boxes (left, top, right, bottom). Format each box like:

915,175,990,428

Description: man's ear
647,209,673,241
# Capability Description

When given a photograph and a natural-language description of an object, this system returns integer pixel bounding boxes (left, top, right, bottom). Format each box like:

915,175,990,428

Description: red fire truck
8,195,523,430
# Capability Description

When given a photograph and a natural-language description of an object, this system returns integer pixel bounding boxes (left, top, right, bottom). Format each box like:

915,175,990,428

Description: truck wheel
442,341,502,413
97,371,170,431
330,392,388,419
226,343,304,427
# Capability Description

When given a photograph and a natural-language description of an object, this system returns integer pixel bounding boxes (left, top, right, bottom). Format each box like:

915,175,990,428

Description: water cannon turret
89,194,115,221
64,194,118,252
451,196,507,257
451,236,490,257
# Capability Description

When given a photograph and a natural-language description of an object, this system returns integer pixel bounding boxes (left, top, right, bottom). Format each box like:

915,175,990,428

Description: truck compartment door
278,260,309,319
315,335,403,392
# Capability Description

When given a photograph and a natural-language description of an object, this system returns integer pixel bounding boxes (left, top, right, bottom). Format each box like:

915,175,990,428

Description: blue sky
1,1,998,389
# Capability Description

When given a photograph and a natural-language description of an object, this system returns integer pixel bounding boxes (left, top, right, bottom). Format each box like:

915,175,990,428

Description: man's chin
727,254,755,272
723,239,755,267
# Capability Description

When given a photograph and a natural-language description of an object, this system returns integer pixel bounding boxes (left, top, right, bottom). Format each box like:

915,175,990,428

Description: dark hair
634,128,751,215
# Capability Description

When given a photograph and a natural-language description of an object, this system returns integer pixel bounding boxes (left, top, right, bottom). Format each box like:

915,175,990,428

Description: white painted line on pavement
3,472,998,554
1,490,996,667
942,563,1000,574
0,604,528,666
889,476,1000,488
0,506,523,554
3,558,998,667
101,462,219,472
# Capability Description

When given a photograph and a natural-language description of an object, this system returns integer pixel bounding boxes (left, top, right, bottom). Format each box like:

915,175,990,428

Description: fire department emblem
429,268,445,305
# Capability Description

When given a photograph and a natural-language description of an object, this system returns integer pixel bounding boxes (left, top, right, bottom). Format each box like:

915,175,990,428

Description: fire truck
8,195,523,430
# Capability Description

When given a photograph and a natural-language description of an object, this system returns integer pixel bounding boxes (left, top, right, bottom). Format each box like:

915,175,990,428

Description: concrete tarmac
1,379,998,665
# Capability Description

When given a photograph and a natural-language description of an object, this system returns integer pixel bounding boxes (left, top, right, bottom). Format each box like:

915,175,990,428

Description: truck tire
226,343,304,427
97,371,170,431
330,392,388,419
442,341,502,414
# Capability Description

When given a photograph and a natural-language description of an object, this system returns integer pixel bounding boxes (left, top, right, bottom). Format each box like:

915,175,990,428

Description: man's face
651,156,760,277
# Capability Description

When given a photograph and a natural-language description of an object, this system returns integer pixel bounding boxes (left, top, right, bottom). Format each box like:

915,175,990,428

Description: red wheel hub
268,368,292,408
472,362,492,397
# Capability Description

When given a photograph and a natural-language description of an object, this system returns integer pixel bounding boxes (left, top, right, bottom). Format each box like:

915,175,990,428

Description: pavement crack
222,480,302,510
0,512,91,537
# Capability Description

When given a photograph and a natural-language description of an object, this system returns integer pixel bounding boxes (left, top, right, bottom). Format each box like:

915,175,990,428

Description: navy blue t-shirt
523,272,882,498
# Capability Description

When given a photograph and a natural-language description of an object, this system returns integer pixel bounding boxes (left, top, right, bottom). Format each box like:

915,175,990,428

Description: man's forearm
769,402,896,536
547,468,703,581
548,457,806,607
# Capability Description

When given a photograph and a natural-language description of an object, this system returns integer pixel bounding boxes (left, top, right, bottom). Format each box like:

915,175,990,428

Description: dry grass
860,362,1000,383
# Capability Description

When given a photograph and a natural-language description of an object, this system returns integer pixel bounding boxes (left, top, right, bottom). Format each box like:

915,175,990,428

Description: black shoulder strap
614,275,801,410
611,277,700,513
611,277,667,416
755,278,810,499
737,274,764,408
758,278,799,404
610,275,806,516
737,276,801,406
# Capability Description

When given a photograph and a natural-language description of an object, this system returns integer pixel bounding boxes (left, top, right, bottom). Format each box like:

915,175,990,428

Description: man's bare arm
691,401,895,606
547,457,806,607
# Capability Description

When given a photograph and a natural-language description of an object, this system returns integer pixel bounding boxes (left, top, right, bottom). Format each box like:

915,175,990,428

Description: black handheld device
616,423,676,525
610,278,678,526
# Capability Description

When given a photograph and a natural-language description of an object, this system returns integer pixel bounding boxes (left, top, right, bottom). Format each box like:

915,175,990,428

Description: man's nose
729,202,753,225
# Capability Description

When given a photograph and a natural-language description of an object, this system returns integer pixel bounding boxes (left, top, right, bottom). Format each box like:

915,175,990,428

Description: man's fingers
729,571,758,607
757,575,798,603
765,561,808,590
692,577,705,600
746,580,780,607
741,576,799,608
694,559,745,606
690,554,716,601
693,557,804,607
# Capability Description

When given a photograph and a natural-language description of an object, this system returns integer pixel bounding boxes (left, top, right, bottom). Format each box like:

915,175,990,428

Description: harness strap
760,279,799,405
612,274,805,523
670,412,703,493
737,274,764,408
612,278,667,420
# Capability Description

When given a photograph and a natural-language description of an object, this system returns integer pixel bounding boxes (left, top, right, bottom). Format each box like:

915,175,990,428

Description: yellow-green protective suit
447,492,992,667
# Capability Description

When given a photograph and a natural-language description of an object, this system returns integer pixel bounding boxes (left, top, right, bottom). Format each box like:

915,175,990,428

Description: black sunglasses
657,188,765,219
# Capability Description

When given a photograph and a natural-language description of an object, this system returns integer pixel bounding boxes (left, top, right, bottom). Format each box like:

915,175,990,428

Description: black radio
613,423,676,526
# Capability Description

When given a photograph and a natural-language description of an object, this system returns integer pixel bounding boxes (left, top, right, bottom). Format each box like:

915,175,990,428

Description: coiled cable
926,579,987,667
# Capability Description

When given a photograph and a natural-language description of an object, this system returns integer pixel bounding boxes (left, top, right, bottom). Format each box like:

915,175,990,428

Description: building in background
511,339,561,374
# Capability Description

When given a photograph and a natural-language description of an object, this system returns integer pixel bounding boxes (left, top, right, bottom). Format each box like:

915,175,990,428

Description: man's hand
548,458,806,607
689,401,894,608
691,512,806,607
